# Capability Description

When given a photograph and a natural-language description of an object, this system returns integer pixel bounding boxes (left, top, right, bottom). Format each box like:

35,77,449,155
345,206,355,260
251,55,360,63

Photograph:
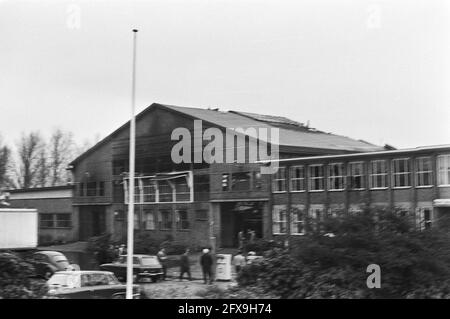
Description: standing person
157,248,168,280
179,248,191,281
238,230,245,250
200,248,214,284
232,250,246,274
248,229,256,244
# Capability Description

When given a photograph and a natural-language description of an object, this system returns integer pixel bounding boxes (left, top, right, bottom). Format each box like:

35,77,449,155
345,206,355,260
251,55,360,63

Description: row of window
40,213,72,228
221,171,262,191
272,204,433,235
78,181,105,197
133,210,194,231
272,155,450,192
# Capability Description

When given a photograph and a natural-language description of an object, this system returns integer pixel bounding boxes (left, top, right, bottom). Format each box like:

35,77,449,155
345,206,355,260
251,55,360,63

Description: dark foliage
237,208,450,298
0,253,48,299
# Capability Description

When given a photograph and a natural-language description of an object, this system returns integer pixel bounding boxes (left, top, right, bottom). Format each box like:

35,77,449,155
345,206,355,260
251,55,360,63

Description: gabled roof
69,103,384,166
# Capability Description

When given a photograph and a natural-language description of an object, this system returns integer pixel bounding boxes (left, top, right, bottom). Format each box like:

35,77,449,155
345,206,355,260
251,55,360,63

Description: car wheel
44,269,54,280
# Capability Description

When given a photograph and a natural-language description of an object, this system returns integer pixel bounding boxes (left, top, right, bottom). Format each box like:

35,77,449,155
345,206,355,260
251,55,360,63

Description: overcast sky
1,0,449,149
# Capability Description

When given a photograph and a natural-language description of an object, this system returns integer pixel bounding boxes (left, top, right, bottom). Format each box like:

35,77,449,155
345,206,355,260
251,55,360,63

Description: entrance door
79,206,106,240
220,202,264,248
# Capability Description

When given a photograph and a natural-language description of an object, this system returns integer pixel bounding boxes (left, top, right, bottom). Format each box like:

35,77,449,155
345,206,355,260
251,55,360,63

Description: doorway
79,206,106,240
220,201,264,248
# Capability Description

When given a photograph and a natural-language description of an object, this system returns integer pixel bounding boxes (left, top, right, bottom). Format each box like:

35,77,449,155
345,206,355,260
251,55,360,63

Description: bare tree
15,132,44,189
48,129,75,186
35,147,50,187
0,135,12,189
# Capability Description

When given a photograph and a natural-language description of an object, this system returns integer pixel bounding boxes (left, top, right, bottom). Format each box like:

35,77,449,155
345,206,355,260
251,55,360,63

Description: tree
35,147,50,188
0,135,12,189
48,129,75,186
14,132,44,189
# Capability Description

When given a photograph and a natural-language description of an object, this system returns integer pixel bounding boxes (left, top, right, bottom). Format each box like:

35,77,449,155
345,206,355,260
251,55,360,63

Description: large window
272,205,287,234
416,157,433,187
328,163,345,191
144,210,155,230
438,154,450,186
176,210,189,230
348,162,365,190
159,210,172,230
309,165,324,191
416,207,433,230
231,172,251,191
290,205,305,235
308,205,324,230
40,213,72,228
370,160,387,189
290,166,305,192
86,182,97,197
142,179,156,203
272,167,286,192
158,181,173,202
392,158,411,188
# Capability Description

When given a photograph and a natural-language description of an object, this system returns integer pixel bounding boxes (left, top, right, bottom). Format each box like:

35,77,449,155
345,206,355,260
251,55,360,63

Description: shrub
237,208,450,299
244,239,284,255
0,253,48,299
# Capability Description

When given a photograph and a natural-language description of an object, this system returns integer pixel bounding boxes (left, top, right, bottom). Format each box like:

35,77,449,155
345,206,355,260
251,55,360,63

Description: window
309,205,324,230
194,174,210,201
369,160,387,189
416,207,433,230
40,214,54,228
112,180,124,203
142,179,156,203
134,211,140,230
144,210,155,230
176,210,189,230
55,214,72,228
416,157,433,187
290,205,305,235
392,158,411,188
272,167,286,192
309,165,324,191
40,213,72,228
221,174,230,191
231,172,251,191
290,166,305,192
159,210,172,230
438,154,450,186
98,181,105,196
175,179,190,202
349,162,365,190
328,163,345,191
158,180,173,202
86,182,97,196
272,205,287,234
254,171,262,190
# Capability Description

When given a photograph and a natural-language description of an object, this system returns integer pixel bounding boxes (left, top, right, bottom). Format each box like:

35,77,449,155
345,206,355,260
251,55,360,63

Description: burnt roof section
69,103,384,166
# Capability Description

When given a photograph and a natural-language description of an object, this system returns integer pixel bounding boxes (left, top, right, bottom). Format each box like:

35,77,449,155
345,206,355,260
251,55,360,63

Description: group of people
157,247,215,284
238,229,256,250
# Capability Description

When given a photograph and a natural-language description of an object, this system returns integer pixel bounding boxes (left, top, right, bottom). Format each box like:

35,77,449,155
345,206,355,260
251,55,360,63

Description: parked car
100,254,164,283
30,251,77,279
47,271,140,299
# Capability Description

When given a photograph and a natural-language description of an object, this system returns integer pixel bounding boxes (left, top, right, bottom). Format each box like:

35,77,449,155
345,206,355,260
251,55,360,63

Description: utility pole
126,28,138,299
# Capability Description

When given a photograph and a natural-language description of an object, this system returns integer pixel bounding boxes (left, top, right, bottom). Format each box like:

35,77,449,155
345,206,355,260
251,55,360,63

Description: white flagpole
126,28,138,299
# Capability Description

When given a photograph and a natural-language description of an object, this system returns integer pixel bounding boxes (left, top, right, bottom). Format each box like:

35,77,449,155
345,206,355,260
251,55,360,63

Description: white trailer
0,208,38,250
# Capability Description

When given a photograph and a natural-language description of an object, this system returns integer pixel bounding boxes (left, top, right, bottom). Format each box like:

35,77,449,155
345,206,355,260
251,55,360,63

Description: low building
8,186,76,245
264,145,450,242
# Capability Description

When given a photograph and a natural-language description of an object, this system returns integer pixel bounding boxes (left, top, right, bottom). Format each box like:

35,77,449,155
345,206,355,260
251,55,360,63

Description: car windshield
48,273,80,288
81,273,121,287
54,256,70,268
141,256,159,266
118,256,140,264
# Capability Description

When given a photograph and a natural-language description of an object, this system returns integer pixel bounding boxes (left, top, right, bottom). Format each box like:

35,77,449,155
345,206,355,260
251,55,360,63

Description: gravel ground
140,279,235,299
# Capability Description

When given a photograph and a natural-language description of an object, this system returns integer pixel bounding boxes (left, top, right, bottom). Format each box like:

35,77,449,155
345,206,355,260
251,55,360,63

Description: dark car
47,271,140,299
30,251,76,279
100,254,163,283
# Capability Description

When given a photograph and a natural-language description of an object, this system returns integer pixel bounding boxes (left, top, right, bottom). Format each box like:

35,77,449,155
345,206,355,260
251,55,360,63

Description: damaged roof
69,103,385,166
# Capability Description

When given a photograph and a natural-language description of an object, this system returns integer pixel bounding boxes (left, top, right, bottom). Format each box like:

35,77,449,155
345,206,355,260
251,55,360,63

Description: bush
0,253,48,299
244,239,284,255
237,208,450,299
87,233,117,265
